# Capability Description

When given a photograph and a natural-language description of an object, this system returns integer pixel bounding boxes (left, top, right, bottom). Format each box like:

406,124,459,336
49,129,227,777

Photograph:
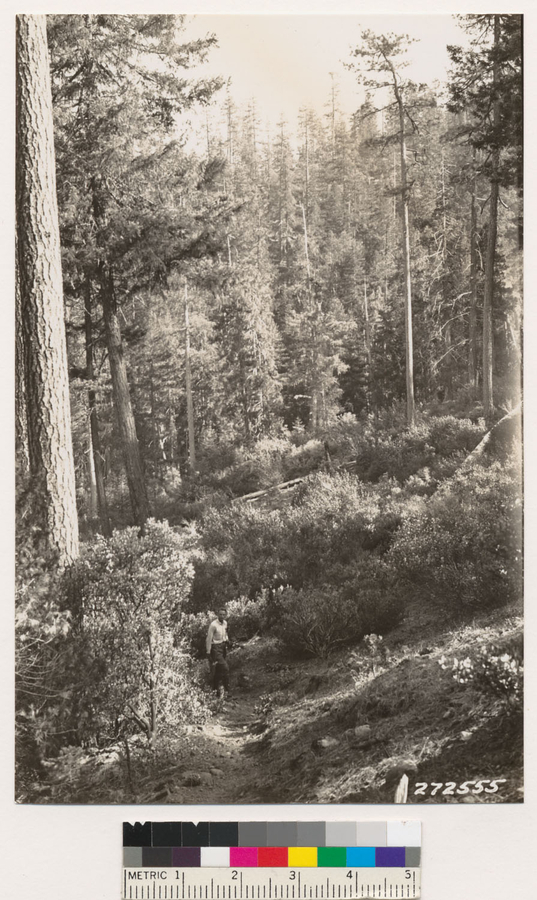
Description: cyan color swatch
346,847,376,867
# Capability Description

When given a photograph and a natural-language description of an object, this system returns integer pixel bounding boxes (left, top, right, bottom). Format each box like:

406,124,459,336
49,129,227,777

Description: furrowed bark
16,14,79,564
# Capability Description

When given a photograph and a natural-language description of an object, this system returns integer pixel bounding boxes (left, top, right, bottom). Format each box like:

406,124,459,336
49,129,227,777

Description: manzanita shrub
15,560,73,792
272,557,403,658
387,458,522,611
63,520,208,746
193,472,402,608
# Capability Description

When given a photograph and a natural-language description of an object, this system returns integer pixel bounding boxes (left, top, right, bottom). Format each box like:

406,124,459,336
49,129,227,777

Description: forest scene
15,13,523,805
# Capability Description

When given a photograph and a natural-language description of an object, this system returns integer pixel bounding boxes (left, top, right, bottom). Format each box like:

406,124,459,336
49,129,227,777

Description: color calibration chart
123,821,421,898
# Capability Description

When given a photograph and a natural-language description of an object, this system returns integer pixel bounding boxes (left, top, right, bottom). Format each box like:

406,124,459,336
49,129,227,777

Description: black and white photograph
14,9,523,809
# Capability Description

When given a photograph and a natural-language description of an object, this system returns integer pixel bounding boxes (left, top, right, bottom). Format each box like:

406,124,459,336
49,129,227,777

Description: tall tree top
446,14,522,188
48,14,224,133
348,31,417,90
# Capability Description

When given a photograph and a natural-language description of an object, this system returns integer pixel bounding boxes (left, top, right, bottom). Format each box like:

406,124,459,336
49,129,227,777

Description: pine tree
447,14,522,418
16,14,79,564
48,14,228,523
348,31,425,427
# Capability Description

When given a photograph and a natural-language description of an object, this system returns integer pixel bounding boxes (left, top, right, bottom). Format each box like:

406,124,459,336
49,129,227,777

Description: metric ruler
123,866,421,899
123,821,421,900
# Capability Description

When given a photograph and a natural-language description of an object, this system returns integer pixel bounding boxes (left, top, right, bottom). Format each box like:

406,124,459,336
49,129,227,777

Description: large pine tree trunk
100,266,151,528
84,281,111,536
395,86,416,427
468,163,479,392
184,283,197,472
90,175,150,528
16,15,79,564
483,177,498,420
363,278,373,414
15,243,29,471
86,429,98,520
482,16,501,421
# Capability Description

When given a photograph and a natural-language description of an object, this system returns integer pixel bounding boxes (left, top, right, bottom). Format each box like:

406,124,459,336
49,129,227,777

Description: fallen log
235,476,307,504
455,403,521,475
234,458,358,505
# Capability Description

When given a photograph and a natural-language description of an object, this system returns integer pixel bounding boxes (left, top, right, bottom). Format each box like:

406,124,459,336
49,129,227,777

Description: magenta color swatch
230,847,258,867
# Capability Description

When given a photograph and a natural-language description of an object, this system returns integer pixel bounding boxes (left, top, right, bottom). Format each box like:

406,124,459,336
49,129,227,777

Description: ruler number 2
231,871,238,880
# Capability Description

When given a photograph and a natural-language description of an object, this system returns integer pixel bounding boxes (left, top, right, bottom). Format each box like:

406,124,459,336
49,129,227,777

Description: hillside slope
28,598,522,805
239,603,522,804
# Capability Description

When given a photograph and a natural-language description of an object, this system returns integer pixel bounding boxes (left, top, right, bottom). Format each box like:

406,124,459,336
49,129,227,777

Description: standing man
206,607,231,698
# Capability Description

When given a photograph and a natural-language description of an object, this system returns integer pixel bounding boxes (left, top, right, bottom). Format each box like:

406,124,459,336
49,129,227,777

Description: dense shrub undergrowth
191,471,403,608
63,521,208,745
272,560,403,658
192,441,521,655
16,521,208,795
154,413,486,523
388,459,522,610
16,412,521,799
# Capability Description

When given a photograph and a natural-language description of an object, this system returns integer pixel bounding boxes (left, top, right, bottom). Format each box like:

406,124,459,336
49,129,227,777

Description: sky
180,14,469,133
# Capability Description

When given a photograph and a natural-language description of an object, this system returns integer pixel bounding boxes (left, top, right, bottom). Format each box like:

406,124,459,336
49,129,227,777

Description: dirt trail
170,695,267,803
208,700,260,790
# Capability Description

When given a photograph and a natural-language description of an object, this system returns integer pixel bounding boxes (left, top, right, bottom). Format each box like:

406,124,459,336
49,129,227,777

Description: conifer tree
349,31,425,427
16,14,79,564
447,14,522,418
48,14,227,524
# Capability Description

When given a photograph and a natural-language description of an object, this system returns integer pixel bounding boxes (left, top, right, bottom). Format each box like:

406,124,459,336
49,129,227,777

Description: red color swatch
258,847,288,867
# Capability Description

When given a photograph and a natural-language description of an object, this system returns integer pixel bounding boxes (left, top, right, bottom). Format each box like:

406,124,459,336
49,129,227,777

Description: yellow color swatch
288,847,318,868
